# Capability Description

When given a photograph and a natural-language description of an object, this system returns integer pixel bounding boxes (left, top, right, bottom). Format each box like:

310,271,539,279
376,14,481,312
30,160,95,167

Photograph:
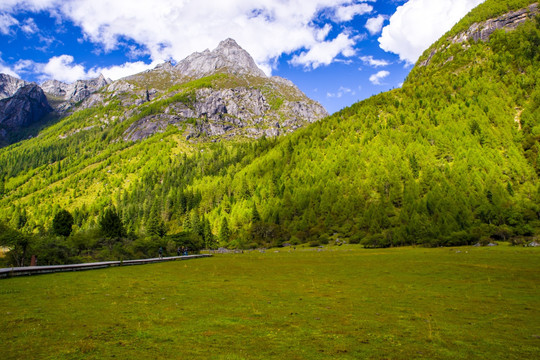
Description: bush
165,232,203,253
289,236,301,245
361,234,390,248
319,234,329,245
348,233,363,244
309,240,321,247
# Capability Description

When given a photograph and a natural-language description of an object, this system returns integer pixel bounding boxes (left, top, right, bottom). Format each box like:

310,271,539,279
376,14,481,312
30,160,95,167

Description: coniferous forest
1,0,539,265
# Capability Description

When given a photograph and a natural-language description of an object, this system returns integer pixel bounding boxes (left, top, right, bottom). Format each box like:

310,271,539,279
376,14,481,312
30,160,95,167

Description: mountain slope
182,0,539,248
0,39,327,243
1,0,539,262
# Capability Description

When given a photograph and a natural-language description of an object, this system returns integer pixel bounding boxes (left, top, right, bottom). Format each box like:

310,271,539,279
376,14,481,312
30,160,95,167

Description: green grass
1,244,539,359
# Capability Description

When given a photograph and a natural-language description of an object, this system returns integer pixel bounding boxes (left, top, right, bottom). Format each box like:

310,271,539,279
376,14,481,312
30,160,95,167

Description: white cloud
14,54,156,83
334,3,373,22
0,54,19,77
365,14,385,35
379,0,485,64
315,23,332,42
327,86,355,98
290,32,357,69
21,18,38,34
369,70,389,85
97,61,156,80
1,0,369,77
360,55,390,67
0,13,19,35
40,55,95,82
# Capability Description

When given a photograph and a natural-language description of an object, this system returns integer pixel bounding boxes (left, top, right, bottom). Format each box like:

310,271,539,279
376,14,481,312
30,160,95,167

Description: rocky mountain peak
175,38,267,79
0,84,52,129
41,74,111,112
0,73,29,100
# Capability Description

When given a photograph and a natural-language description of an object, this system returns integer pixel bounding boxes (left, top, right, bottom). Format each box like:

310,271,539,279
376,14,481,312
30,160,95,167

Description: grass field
1,244,539,359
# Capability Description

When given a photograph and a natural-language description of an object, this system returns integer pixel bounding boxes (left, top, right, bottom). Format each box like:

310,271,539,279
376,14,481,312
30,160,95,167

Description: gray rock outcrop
419,3,539,67
0,84,52,129
123,81,328,142
452,3,538,43
0,73,29,100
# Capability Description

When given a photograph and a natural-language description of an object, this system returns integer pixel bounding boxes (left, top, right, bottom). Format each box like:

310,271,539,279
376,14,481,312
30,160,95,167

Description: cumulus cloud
0,0,380,79
365,14,386,35
378,0,484,64
290,32,357,69
98,61,156,80
360,55,390,67
41,55,95,82
369,70,389,85
1,0,375,77
334,3,373,22
14,54,156,83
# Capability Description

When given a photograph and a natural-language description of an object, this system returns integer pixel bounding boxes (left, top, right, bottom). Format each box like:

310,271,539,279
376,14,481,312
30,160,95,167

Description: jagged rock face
419,3,539,67
41,74,111,111
0,84,52,129
0,73,29,100
122,81,328,141
176,38,267,78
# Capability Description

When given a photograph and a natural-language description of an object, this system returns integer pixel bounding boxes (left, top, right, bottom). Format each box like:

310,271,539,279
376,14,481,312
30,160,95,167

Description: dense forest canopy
0,0,539,265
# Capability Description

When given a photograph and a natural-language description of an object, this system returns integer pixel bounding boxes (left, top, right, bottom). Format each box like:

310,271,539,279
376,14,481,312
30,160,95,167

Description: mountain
0,73,112,146
95,38,327,141
0,0,539,264
0,84,53,146
0,38,326,147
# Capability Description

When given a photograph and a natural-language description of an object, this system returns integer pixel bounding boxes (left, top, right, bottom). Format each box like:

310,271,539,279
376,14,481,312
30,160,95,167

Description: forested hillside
1,0,539,265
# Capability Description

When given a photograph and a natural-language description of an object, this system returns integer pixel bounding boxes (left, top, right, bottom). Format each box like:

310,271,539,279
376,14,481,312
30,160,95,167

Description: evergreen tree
99,207,125,239
252,203,261,223
202,217,215,249
146,205,166,237
219,217,230,244
191,210,202,237
52,209,74,237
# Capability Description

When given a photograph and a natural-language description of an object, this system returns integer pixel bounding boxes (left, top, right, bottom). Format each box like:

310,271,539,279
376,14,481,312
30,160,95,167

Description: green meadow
1,244,539,359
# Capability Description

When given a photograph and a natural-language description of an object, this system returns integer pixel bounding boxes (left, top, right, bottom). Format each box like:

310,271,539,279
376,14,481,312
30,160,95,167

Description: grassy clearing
1,244,539,359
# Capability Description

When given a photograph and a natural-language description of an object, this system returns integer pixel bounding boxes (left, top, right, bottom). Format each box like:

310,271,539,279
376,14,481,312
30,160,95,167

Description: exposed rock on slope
0,74,29,100
0,84,53,141
123,84,328,141
452,3,538,43
419,2,539,67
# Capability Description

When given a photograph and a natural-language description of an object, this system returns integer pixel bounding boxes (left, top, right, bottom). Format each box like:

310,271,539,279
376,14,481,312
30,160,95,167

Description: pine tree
252,203,261,223
219,217,230,244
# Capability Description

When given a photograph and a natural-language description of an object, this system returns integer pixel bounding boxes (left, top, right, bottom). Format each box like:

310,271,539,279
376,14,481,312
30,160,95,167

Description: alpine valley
1,0,539,265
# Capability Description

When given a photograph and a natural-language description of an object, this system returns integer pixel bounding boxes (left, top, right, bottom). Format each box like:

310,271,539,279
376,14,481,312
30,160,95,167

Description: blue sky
0,0,483,114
